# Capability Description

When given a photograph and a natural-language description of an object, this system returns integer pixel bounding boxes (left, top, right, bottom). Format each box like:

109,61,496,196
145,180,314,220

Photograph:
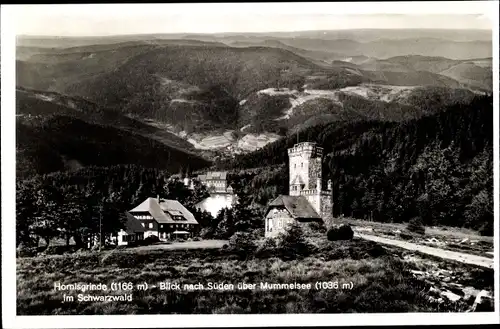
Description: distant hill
229,39,344,65
16,87,195,151
16,115,210,179
239,85,477,135
15,34,491,156
355,55,493,92
272,37,492,60
439,62,493,91
16,88,209,178
18,43,336,134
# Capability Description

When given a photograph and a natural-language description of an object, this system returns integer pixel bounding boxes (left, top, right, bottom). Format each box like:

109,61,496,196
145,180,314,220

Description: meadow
16,237,477,315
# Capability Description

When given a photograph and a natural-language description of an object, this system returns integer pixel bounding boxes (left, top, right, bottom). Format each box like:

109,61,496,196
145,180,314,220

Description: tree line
16,165,212,248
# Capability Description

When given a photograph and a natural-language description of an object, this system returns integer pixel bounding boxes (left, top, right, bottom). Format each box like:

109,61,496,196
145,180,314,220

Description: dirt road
357,233,494,269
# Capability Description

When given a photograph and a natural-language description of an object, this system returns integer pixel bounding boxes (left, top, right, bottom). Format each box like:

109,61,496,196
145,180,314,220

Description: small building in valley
128,197,199,240
196,171,231,193
264,142,333,238
194,171,237,217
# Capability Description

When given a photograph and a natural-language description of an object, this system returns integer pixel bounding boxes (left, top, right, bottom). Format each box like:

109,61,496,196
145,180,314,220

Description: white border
2,2,500,328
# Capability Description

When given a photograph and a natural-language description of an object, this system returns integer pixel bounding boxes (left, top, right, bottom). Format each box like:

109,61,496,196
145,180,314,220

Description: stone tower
287,142,334,227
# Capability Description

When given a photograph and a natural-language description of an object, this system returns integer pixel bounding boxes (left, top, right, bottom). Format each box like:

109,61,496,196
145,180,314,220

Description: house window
149,223,153,229
294,164,296,169
301,163,303,168
278,219,283,228
141,223,145,227
122,235,127,242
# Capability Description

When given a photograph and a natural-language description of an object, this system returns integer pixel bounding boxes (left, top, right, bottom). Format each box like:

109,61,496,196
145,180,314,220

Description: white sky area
11,2,494,36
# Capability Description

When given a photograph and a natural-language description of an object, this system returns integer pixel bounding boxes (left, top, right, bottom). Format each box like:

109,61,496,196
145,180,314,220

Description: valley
15,31,492,167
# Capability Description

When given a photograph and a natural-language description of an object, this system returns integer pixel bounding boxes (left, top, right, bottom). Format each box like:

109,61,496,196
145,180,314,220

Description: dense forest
15,93,494,246
218,96,493,234
16,164,268,248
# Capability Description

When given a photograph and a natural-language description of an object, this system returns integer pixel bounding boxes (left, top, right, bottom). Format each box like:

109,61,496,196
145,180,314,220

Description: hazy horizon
11,3,494,37
16,27,493,39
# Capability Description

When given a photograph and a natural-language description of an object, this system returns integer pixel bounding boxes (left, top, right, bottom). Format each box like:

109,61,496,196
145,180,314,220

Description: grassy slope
16,238,475,315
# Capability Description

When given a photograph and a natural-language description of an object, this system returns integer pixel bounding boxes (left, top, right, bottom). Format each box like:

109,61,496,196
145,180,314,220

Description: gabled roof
166,209,184,217
129,197,198,225
266,195,320,219
159,199,199,225
290,175,305,185
123,212,145,234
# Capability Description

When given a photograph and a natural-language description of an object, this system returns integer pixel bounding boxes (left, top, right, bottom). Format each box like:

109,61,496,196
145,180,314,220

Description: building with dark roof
128,197,198,240
115,212,146,246
265,142,333,238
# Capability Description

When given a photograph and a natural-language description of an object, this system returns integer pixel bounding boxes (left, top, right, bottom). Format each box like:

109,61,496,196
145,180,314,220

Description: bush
307,221,327,233
407,217,426,235
255,237,278,259
228,232,257,259
327,224,354,241
478,221,493,236
366,244,387,258
276,222,315,259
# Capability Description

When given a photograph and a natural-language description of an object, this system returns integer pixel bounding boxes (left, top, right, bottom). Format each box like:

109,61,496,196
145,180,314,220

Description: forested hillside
218,96,493,234
16,116,210,179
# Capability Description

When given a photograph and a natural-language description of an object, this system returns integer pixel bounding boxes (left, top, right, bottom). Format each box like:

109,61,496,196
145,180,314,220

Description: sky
9,2,495,36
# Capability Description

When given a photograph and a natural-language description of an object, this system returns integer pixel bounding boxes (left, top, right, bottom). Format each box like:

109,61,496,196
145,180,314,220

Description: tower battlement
287,142,323,157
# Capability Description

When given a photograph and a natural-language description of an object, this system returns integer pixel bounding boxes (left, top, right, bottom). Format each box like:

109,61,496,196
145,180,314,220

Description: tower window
301,163,303,168
294,164,296,168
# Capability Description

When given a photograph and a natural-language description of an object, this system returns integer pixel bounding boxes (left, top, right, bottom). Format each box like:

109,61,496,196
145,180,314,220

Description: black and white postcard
1,2,499,328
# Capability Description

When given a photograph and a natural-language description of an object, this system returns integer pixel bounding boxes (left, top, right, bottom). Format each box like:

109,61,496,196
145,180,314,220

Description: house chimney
317,177,322,192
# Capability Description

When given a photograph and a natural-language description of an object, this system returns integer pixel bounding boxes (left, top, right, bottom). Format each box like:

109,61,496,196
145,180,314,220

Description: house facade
128,197,199,240
196,171,232,194
264,142,333,238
